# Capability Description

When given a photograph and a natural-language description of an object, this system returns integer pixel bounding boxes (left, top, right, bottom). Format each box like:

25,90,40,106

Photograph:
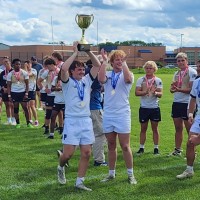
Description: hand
189,135,200,146
73,41,79,53
100,48,108,62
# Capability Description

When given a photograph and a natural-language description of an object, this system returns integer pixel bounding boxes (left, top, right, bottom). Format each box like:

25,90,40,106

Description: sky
0,0,200,51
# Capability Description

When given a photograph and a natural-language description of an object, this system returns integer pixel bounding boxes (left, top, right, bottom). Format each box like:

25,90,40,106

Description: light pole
180,34,184,52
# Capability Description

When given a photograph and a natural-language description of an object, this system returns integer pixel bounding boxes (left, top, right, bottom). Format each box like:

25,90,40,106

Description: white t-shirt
136,76,163,108
103,70,134,118
38,68,48,94
7,69,29,92
190,78,200,111
62,74,93,118
28,68,37,91
172,67,197,103
52,76,64,104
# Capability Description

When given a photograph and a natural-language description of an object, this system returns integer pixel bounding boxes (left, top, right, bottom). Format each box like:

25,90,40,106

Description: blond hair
109,50,126,63
175,52,188,60
143,61,158,72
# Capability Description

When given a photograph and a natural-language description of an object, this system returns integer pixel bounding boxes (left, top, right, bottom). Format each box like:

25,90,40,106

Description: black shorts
2,92,9,102
52,103,65,112
40,93,47,102
28,91,36,100
45,96,55,107
11,92,28,102
171,102,188,120
139,107,161,123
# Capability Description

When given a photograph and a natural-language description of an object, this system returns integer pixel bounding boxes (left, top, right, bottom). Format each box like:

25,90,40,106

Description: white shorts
190,115,200,135
103,116,131,134
62,117,95,145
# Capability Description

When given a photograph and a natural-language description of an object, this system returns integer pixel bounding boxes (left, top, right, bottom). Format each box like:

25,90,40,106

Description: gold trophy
75,14,94,51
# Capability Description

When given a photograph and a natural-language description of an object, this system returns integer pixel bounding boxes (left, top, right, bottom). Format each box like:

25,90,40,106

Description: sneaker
154,148,159,155
44,129,49,134
128,175,137,185
136,148,144,155
11,121,16,126
101,175,115,182
94,161,108,166
16,124,21,128
57,150,69,167
176,169,194,179
34,121,39,127
168,148,182,156
75,183,92,191
27,123,34,128
57,166,66,184
47,135,54,139
38,108,43,111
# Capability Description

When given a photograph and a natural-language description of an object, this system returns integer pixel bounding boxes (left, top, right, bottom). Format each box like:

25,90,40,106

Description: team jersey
52,76,64,104
136,76,163,108
7,69,29,92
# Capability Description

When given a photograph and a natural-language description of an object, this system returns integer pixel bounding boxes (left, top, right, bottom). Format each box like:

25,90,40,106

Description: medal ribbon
145,76,155,89
72,78,85,101
178,67,188,86
13,70,21,81
111,70,122,89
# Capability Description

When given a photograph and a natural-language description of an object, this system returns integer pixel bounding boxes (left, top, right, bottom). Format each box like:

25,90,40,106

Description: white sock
109,170,116,177
154,145,159,149
76,177,85,186
58,165,64,170
50,132,54,136
11,117,16,122
127,168,133,176
7,117,11,123
140,144,144,148
186,165,193,171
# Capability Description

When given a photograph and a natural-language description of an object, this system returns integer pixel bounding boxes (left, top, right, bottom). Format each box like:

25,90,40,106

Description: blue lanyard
111,70,122,89
72,78,85,101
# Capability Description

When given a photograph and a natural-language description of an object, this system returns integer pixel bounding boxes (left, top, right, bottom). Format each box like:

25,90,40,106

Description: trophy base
78,44,91,51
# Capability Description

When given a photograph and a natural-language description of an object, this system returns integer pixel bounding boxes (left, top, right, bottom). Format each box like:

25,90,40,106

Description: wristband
8,94,11,98
188,113,193,118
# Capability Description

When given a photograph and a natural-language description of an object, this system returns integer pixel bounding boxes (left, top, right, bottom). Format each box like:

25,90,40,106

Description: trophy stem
80,29,88,44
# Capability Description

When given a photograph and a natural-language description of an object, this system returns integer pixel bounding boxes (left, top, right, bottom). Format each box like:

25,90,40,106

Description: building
0,43,200,67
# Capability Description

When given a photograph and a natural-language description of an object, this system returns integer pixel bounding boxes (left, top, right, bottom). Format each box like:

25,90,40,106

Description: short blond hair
109,50,126,63
143,61,158,72
175,52,188,60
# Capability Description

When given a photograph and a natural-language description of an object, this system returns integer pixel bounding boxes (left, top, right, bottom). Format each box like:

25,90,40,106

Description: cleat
27,123,34,128
34,121,39,127
168,148,182,156
57,166,66,184
101,175,115,182
136,148,144,155
128,175,137,185
94,161,108,166
154,148,159,155
176,170,194,179
16,124,21,129
47,135,54,139
75,183,92,191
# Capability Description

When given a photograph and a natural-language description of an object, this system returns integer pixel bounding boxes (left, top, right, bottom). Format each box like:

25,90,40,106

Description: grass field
0,72,200,200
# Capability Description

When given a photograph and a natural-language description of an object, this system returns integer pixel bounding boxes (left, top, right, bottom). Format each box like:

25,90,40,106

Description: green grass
0,73,200,200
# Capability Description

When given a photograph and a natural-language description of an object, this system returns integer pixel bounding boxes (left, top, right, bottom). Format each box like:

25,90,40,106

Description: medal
111,90,115,95
17,81,20,84
80,101,85,107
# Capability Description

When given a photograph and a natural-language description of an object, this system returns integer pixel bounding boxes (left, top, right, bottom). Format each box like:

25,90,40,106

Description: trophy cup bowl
75,14,94,51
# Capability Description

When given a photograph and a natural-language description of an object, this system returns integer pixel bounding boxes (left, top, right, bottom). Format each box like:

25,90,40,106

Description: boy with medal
57,41,101,191
98,49,137,185
135,61,163,155
169,52,197,156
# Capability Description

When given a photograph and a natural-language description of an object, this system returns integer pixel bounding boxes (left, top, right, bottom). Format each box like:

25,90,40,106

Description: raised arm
98,49,108,84
122,57,133,84
61,41,78,82
86,51,101,79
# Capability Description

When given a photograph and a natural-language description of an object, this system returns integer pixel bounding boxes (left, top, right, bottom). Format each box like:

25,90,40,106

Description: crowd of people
1,43,200,191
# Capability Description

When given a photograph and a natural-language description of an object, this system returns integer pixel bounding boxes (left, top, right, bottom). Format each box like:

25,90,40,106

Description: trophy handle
75,14,79,25
90,14,94,24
